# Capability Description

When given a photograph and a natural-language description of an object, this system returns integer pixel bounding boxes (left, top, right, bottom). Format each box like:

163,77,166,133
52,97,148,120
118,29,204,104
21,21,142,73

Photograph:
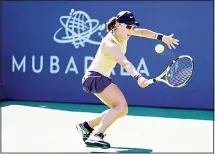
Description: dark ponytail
106,17,117,32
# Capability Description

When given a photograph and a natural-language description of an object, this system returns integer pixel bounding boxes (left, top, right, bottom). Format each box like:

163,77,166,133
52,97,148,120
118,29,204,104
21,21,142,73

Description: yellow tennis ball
155,44,165,53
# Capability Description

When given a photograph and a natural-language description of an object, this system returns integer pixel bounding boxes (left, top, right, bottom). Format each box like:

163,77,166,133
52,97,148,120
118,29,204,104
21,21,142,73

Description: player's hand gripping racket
146,55,194,88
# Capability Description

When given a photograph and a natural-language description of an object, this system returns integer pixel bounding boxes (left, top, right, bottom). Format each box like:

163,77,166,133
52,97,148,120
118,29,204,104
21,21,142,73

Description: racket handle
146,79,156,85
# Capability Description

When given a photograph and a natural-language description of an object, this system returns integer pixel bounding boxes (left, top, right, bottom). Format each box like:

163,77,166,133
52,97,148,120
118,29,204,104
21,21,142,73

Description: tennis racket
146,55,194,88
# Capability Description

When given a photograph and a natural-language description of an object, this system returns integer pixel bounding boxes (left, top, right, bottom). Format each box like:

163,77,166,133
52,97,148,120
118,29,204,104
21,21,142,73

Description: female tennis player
76,11,179,148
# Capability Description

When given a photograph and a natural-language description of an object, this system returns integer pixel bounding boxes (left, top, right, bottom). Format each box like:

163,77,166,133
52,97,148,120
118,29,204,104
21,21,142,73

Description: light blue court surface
1,101,214,153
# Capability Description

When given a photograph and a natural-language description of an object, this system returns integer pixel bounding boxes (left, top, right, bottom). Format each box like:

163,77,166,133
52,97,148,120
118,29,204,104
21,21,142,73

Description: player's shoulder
102,33,120,50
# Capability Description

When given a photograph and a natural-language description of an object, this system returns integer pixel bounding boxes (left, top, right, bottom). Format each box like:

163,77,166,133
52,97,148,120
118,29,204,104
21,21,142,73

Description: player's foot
85,133,111,149
76,121,94,141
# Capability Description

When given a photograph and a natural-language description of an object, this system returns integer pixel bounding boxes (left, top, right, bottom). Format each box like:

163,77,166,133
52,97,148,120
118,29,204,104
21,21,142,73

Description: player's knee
117,102,128,116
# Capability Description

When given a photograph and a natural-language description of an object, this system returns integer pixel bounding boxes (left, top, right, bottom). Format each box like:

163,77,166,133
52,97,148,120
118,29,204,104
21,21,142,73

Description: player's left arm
132,28,179,49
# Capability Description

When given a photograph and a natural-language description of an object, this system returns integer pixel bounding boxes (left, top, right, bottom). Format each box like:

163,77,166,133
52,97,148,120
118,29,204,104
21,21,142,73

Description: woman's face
116,23,136,39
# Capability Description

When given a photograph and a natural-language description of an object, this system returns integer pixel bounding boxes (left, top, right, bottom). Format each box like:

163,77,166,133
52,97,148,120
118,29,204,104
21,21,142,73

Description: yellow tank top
87,33,127,77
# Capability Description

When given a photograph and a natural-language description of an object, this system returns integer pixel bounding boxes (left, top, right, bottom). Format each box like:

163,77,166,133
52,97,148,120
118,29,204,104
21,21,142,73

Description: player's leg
88,109,110,128
93,84,128,133
88,93,127,128
76,90,113,142
76,84,127,143
87,107,126,128
76,71,128,148
76,110,110,142
85,83,128,148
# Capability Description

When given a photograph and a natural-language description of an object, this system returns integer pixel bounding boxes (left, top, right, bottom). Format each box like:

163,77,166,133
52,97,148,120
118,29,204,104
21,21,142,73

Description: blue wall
2,1,213,110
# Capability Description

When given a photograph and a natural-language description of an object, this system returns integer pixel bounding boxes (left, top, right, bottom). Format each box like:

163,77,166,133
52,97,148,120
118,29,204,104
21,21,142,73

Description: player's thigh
94,83,128,109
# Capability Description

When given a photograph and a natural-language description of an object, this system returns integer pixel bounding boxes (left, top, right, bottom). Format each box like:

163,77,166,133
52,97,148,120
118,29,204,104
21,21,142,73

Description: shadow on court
1,101,213,121
111,146,152,153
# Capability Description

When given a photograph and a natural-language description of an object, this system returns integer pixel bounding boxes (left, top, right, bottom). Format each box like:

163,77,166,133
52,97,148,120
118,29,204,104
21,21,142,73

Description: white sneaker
85,133,110,149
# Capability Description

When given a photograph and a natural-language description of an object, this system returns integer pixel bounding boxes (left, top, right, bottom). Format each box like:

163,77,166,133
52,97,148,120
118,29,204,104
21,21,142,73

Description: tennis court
1,101,213,153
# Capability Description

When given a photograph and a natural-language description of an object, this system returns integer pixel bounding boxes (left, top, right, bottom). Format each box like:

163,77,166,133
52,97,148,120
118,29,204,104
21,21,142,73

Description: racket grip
146,79,155,85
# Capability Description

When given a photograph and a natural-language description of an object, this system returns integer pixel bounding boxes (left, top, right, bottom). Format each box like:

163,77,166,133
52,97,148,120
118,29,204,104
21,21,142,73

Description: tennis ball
155,44,165,53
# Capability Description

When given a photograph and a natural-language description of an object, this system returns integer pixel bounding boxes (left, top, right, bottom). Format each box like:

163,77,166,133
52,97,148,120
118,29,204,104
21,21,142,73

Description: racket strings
169,72,192,84
167,57,193,87
170,68,192,82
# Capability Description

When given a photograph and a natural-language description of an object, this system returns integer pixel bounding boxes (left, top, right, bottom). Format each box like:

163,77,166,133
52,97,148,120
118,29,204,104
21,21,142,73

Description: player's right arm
103,41,148,88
